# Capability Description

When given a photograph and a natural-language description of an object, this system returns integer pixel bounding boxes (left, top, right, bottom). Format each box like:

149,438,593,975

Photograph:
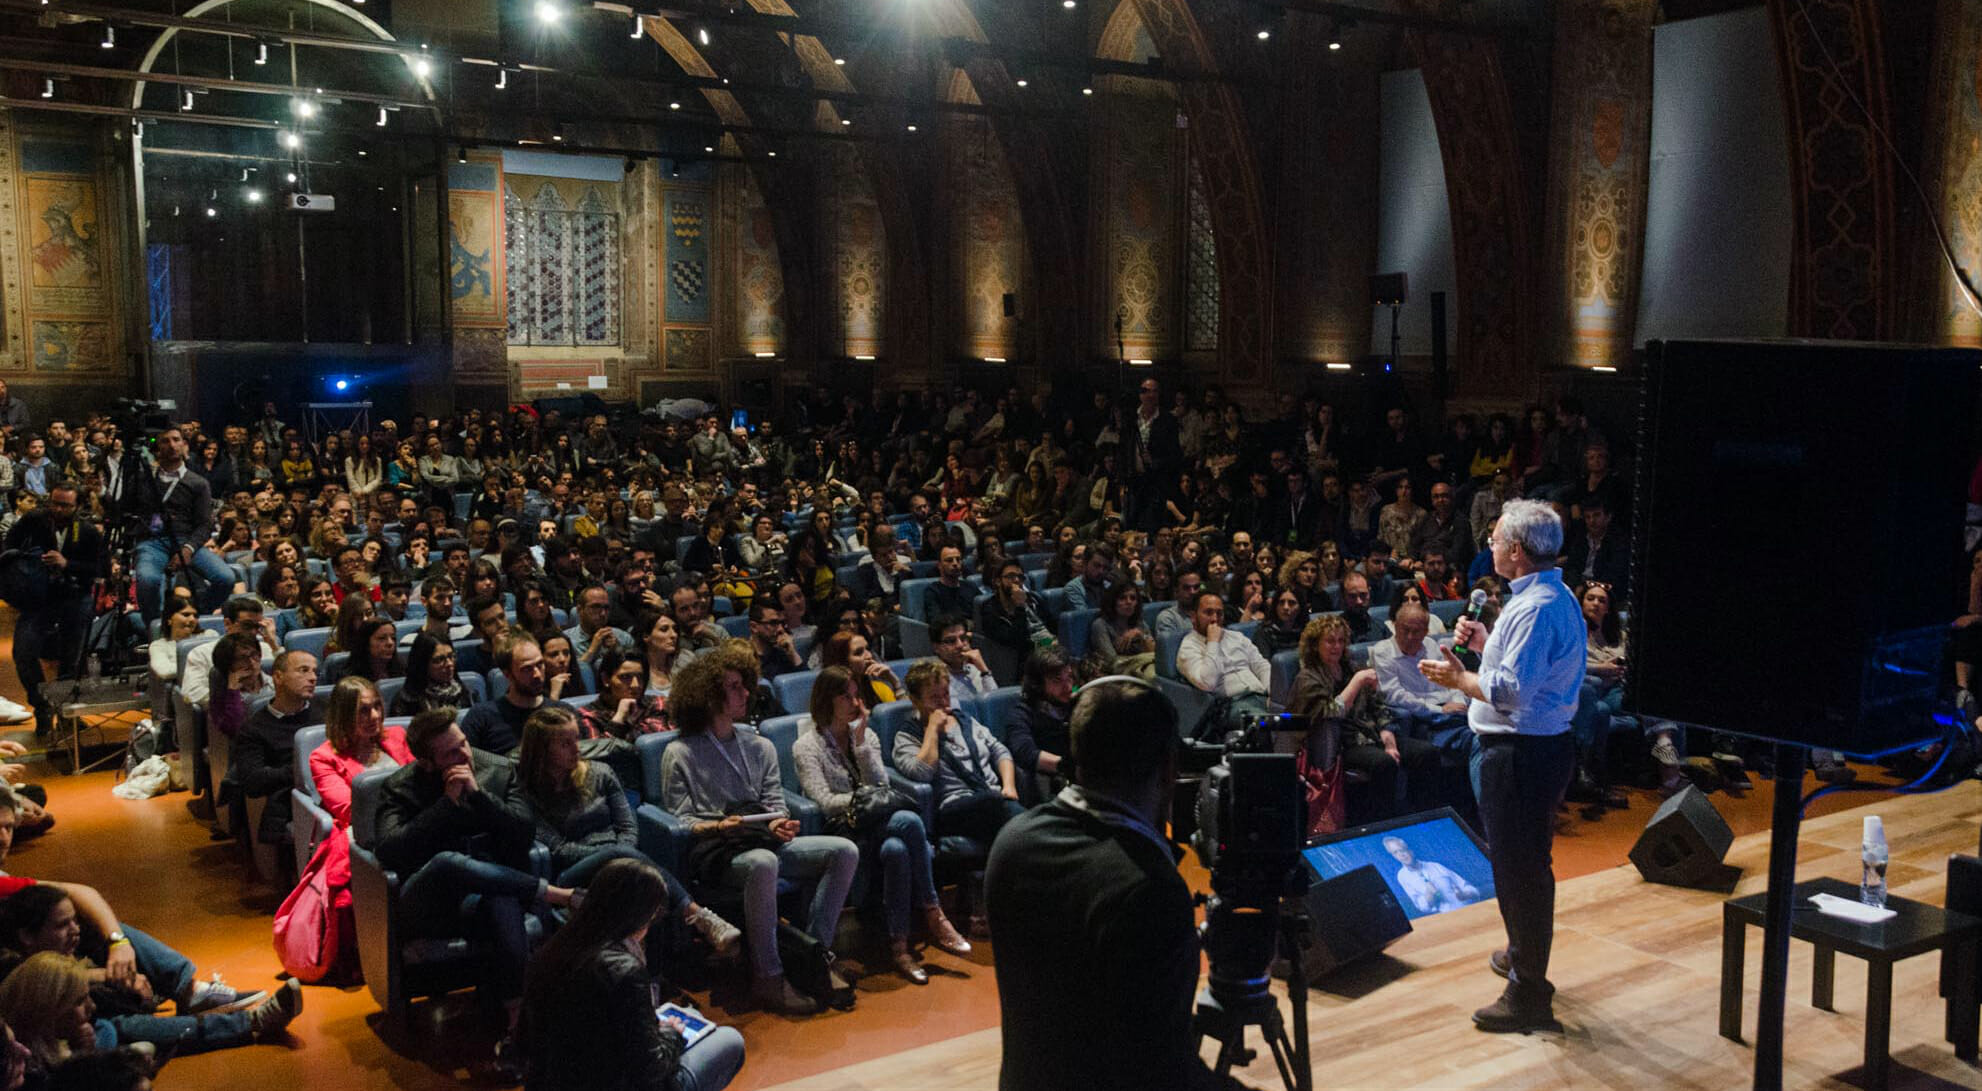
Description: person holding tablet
520,857,744,1091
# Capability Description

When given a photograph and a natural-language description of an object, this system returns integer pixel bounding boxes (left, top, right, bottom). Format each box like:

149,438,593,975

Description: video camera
1191,712,1308,998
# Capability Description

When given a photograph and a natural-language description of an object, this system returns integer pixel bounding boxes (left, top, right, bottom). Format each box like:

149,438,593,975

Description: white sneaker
689,906,742,958
0,697,32,725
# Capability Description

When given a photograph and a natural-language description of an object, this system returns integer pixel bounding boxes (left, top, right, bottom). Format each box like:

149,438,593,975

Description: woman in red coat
308,678,413,828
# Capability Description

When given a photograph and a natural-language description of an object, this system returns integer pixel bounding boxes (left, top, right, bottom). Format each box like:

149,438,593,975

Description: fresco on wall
449,191,502,321
25,178,103,312
1102,94,1180,361
504,175,621,347
949,114,1024,361
733,170,785,355
830,147,886,358
664,187,711,326
1937,0,1982,348
31,319,109,370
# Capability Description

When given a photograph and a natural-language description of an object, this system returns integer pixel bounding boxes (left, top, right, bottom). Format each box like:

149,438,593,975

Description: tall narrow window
1184,157,1220,352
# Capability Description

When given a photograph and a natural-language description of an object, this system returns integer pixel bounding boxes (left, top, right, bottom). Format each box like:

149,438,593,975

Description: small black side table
1720,876,1982,1091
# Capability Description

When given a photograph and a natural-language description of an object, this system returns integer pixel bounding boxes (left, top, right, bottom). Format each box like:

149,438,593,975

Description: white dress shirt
1467,568,1585,737
1177,628,1271,699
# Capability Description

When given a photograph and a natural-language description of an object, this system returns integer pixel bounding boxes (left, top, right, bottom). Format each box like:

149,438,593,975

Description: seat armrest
890,772,936,831
636,803,696,877
783,791,825,836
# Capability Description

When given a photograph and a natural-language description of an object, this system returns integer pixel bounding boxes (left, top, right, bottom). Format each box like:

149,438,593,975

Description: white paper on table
1810,892,1897,924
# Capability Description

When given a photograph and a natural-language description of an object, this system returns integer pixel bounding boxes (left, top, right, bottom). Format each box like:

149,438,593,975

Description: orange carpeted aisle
0,606,1880,1090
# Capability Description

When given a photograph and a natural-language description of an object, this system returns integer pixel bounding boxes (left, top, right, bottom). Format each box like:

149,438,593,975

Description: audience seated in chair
928,615,997,709
462,637,576,754
657,644,858,1016
1003,648,1075,806
1292,615,1439,819
791,666,970,984
230,650,325,847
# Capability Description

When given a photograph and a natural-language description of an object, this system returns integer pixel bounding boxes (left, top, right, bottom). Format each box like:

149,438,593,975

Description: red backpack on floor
273,831,359,985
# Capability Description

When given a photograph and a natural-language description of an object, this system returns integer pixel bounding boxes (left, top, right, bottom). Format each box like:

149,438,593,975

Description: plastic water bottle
1860,815,1888,909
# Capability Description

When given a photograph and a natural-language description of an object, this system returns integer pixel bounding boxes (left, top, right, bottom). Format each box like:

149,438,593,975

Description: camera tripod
1194,899,1314,1091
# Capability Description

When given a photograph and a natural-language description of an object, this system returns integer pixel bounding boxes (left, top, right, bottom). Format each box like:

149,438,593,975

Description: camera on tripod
1188,711,1313,1091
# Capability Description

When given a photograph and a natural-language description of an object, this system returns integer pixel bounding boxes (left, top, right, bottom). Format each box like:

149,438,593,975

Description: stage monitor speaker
1629,785,1739,889
1628,340,1980,756
1286,863,1412,980
1369,273,1408,307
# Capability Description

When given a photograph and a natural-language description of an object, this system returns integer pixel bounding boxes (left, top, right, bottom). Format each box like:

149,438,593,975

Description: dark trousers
937,794,1026,844
1472,731,1575,1007
1342,735,1441,817
13,594,91,728
399,851,541,1003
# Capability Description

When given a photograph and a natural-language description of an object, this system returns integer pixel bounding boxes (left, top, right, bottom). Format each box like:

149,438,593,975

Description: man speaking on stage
1419,498,1584,1033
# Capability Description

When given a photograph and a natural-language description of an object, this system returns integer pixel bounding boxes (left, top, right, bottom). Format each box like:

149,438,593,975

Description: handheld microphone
1454,588,1488,670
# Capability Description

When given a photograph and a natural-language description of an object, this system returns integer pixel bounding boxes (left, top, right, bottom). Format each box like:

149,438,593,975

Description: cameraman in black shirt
3,482,103,735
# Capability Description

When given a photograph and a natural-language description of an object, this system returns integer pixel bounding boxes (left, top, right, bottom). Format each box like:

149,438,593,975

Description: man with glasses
747,600,803,681
564,585,630,662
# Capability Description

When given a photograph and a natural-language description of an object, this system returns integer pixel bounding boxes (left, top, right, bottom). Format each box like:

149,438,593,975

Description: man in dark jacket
127,425,239,622
375,709,576,1049
986,677,1234,1091
3,482,104,735
1126,377,1184,532
229,650,323,845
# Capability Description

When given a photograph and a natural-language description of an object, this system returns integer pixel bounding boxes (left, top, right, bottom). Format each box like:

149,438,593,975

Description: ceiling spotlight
245,189,264,203
1015,77,1028,88
669,101,681,110
286,172,297,183
1063,0,1076,7
412,57,432,79
703,145,714,153
1257,28,1271,40
457,149,468,164
100,25,114,49
833,57,845,66
1081,86,1094,96
357,149,367,156
205,207,218,218
1328,38,1341,50
40,78,53,99
292,98,316,118
767,150,777,157
906,123,918,132
698,27,710,45
255,42,268,64
841,117,851,126
279,131,301,149
533,1,561,25
377,106,388,126
630,12,644,37
495,67,508,90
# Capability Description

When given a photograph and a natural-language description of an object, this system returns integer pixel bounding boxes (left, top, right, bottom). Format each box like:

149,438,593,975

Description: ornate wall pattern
1545,0,1655,370
1766,0,1897,340
663,185,711,326
726,166,786,357
1930,0,1982,347
1409,30,1538,397
15,134,115,372
1128,0,1273,382
948,112,1026,361
827,146,886,359
1099,91,1182,362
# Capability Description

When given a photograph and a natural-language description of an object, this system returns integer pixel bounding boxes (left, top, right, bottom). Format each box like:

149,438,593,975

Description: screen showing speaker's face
1303,815,1496,920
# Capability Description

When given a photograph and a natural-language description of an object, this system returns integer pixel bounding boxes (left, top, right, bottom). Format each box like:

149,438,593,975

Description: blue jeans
399,851,544,1002
89,925,253,1053
870,810,940,938
123,924,194,1003
135,539,238,623
727,836,858,979
674,1025,746,1091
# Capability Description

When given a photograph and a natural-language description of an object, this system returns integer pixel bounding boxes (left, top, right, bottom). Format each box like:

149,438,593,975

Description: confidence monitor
1629,340,1980,757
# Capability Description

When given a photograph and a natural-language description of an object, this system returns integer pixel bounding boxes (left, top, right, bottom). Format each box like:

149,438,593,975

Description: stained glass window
505,179,620,347
1184,157,1219,352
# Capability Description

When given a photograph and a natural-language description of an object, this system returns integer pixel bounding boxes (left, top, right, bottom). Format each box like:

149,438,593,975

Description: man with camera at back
125,425,240,625
3,482,103,735
986,677,1238,1091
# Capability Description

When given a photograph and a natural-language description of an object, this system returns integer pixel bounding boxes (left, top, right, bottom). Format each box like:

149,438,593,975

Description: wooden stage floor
765,783,1982,1091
